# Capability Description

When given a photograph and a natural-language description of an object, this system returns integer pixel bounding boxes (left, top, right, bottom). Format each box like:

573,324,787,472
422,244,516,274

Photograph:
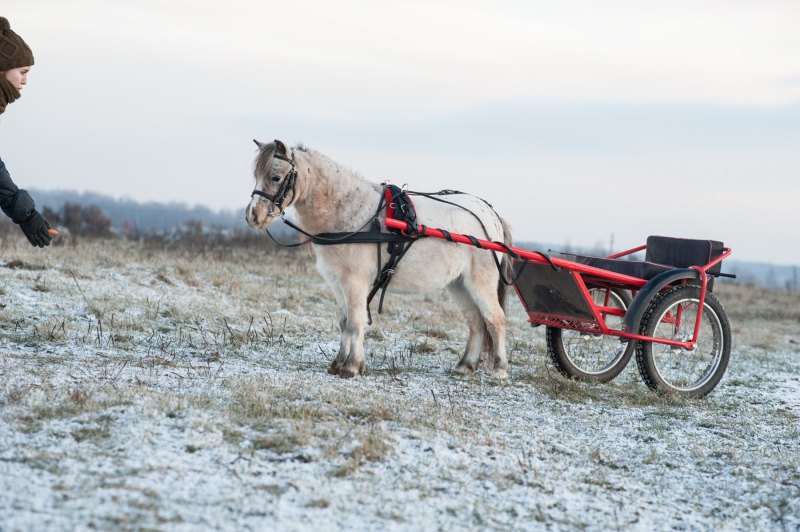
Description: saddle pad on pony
384,184,417,232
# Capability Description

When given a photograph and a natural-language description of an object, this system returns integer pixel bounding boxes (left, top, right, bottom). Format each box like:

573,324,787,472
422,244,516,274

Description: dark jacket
0,156,35,222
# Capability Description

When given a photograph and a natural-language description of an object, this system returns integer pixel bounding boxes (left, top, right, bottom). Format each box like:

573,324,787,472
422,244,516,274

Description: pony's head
246,139,298,229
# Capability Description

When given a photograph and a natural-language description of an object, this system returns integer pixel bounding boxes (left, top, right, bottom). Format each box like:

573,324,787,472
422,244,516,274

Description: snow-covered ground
1,239,798,530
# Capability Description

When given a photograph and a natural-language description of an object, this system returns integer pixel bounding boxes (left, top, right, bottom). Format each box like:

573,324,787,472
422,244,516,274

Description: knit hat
0,17,34,72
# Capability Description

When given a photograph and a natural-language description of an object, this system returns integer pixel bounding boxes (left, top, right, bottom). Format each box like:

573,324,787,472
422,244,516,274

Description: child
0,16,52,247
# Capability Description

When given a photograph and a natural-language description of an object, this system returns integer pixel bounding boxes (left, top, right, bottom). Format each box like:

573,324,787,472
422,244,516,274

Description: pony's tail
483,218,513,356
496,216,513,315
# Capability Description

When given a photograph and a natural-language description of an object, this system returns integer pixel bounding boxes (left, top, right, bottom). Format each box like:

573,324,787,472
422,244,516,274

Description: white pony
245,140,513,381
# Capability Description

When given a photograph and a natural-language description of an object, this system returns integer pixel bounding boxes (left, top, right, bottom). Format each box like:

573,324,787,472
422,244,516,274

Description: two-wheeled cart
386,218,733,398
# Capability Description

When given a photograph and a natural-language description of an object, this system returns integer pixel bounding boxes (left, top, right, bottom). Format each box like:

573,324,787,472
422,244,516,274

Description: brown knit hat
0,17,34,72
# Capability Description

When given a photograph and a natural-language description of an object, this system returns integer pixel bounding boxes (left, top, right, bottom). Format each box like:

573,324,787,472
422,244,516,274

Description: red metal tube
386,219,649,288
606,245,647,259
388,218,731,350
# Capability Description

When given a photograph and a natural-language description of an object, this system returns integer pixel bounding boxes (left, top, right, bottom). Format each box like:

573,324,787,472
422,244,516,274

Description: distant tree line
31,189,244,233
26,188,298,244
41,202,112,239
0,191,297,250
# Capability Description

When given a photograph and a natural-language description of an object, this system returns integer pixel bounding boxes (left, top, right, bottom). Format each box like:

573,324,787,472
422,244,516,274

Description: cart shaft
385,218,649,287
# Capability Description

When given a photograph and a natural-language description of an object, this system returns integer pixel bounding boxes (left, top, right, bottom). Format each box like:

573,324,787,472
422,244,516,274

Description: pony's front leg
328,286,350,375
328,317,351,375
335,282,369,379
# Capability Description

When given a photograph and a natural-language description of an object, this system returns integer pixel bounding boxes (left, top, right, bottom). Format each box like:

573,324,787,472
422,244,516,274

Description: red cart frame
385,217,732,353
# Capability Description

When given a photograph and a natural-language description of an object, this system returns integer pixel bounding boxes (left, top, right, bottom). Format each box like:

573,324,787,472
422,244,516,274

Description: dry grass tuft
332,426,394,477
717,283,800,322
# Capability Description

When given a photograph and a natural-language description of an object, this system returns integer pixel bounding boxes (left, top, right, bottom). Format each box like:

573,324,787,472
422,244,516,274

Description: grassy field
1,236,798,530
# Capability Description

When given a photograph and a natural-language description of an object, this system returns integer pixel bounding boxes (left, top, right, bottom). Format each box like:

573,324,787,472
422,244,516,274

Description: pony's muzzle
246,200,278,229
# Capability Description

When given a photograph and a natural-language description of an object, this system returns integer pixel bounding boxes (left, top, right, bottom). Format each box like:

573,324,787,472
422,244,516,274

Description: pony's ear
274,139,288,156
253,139,267,150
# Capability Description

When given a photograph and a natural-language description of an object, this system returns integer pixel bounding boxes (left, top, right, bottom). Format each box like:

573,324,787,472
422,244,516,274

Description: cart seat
566,236,724,288
566,255,674,280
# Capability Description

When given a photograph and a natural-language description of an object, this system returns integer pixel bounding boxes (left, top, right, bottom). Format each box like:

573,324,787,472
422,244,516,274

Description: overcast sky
1,0,798,264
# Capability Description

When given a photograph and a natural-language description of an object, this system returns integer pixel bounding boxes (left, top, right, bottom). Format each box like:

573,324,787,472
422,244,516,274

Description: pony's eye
271,176,281,182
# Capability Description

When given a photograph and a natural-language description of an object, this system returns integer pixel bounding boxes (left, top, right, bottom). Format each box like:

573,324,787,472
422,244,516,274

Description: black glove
18,209,53,248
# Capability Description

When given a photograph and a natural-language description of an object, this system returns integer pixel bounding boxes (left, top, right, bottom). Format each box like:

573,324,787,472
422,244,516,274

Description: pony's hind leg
448,284,484,375
484,309,508,382
463,274,509,382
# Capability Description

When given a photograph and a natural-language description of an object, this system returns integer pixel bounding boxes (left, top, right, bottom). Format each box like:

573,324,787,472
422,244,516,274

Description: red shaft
385,218,649,287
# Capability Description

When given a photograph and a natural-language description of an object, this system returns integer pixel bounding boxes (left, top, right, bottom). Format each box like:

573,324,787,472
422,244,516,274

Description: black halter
251,150,298,217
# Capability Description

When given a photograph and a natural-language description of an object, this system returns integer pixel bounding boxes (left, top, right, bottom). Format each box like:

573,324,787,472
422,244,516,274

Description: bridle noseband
251,149,298,217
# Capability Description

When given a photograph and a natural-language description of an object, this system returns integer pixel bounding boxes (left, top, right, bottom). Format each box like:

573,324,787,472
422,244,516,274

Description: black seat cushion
645,236,723,275
563,236,724,288
566,255,673,280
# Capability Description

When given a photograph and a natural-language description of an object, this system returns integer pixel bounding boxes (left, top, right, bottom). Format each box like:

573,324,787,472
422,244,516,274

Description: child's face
4,66,31,91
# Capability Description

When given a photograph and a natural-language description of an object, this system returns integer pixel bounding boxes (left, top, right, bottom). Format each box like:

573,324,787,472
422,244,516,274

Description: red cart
386,218,733,398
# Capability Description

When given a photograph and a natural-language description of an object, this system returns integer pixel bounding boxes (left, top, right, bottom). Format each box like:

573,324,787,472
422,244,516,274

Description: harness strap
312,227,412,245
365,233,415,325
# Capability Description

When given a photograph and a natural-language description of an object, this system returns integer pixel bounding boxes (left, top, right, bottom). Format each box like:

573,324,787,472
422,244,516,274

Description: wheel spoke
651,298,724,392
547,287,636,383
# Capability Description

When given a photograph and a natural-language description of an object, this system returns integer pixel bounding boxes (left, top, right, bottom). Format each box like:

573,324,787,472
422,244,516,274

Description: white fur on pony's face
245,157,294,229
246,189,281,229
245,196,277,229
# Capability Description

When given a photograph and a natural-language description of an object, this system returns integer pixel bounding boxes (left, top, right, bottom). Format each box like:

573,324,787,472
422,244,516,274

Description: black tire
635,285,731,398
546,287,635,383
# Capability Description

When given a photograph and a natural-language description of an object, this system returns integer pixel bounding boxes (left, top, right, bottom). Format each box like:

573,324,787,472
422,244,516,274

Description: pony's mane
296,146,370,188
254,142,375,197
253,146,275,179
254,142,312,178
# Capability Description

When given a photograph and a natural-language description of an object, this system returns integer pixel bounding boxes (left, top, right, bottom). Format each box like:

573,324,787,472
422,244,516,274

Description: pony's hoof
451,364,475,376
338,367,360,379
328,365,341,375
491,369,509,383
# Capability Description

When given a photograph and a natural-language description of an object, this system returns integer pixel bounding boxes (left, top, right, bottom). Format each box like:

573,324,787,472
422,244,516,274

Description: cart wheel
546,287,634,383
635,285,731,398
